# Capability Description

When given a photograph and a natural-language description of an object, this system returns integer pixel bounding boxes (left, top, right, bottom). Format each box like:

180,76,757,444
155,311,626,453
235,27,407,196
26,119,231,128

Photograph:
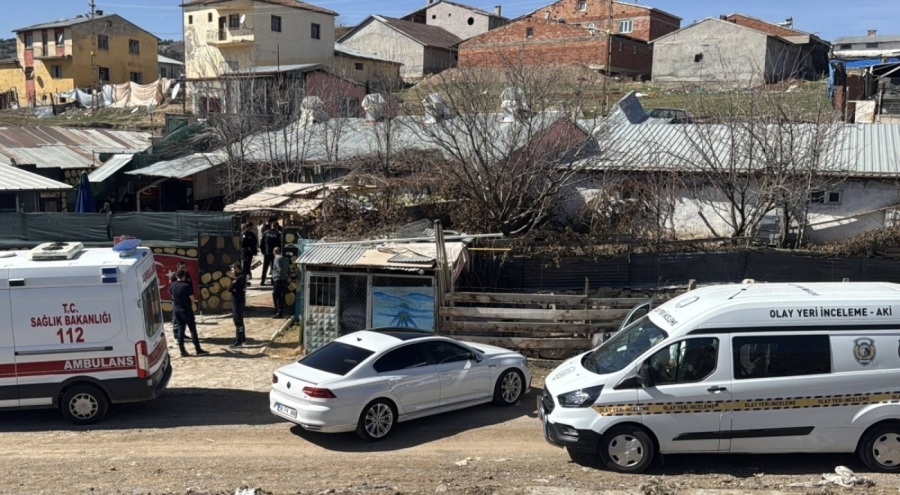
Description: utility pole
90,0,97,109
603,0,613,114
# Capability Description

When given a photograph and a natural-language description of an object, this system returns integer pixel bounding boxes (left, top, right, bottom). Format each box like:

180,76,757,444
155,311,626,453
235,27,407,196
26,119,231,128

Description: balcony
206,28,254,46
32,44,72,60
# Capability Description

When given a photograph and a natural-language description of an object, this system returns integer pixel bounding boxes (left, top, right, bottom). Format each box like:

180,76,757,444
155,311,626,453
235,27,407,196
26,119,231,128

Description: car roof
334,328,434,352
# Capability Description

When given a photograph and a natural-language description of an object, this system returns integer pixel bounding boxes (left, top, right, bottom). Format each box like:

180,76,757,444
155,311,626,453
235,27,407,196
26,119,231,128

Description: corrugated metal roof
834,34,900,44
388,253,434,263
126,151,227,178
88,154,134,182
0,163,71,192
297,244,369,266
0,127,151,169
158,55,184,66
14,13,113,32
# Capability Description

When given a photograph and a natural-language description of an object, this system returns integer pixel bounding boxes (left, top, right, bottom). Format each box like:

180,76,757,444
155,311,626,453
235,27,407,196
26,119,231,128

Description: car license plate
274,402,297,419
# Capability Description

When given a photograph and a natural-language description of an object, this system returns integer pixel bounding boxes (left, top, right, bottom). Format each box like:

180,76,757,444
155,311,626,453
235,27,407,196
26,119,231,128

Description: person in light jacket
271,246,290,318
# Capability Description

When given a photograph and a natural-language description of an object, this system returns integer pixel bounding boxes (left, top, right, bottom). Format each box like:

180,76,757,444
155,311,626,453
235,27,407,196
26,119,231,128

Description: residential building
11,14,158,107
721,14,830,77
457,0,678,74
0,58,21,109
158,54,185,79
333,43,403,90
181,0,338,114
652,17,812,87
338,16,462,81
400,0,508,41
833,31,900,60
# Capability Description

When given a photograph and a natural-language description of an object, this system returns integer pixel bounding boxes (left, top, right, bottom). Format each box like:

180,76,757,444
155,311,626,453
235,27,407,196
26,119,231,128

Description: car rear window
299,341,374,376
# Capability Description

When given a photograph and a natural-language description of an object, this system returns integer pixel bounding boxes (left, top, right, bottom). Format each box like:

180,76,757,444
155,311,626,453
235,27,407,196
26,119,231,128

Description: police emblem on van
853,338,876,366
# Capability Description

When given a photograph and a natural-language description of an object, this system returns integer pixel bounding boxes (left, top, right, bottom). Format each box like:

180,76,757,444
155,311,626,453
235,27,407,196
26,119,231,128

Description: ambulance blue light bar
113,238,142,258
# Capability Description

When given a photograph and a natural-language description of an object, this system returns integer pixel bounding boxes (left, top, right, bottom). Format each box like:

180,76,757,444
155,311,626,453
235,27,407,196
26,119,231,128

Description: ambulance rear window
142,279,164,338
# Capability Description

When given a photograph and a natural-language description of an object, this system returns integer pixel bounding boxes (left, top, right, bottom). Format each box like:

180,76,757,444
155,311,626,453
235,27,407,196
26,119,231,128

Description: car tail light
302,386,336,399
135,341,149,379
271,373,279,384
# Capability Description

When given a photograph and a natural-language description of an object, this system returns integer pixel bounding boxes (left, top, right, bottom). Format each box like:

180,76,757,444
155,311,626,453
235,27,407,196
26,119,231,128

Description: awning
0,163,72,191
125,151,227,179
88,153,134,182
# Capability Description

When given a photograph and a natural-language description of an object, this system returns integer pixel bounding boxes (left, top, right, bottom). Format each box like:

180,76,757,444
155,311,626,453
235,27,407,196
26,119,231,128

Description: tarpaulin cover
0,213,111,245
58,78,172,109
110,212,234,243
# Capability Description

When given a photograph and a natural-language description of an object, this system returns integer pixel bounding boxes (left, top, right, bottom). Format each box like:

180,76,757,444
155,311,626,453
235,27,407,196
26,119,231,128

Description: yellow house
0,58,23,109
12,13,159,107
182,0,337,112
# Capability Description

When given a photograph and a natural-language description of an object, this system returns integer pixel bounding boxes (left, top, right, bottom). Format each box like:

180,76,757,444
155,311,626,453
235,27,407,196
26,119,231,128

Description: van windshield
583,315,667,374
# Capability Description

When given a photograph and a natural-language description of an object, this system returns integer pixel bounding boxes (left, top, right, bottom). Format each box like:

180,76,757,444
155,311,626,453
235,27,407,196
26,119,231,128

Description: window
341,97,359,117
354,62,363,70
311,23,321,39
129,39,140,55
130,71,143,83
309,275,336,306
577,0,586,10
866,42,879,49
694,53,703,63
160,66,169,78
106,20,113,27
467,16,474,25
585,316,667,374
432,14,436,19
645,337,719,385
271,15,282,32
229,14,240,28
50,65,62,78
618,19,633,33
98,34,109,50
55,30,64,45
188,15,193,24
526,27,534,37
425,341,475,364
208,13,213,22
24,67,33,80
141,278,163,338
809,190,841,204
373,344,429,373
24,32,33,48
839,43,851,49
98,66,110,82
733,335,831,379
300,341,374,376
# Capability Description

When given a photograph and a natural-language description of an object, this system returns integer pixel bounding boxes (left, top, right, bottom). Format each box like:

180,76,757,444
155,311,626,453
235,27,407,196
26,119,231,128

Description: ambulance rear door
0,267,17,407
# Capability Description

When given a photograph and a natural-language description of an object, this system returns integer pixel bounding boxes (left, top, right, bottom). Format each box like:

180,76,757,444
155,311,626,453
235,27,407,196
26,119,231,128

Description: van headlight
557,386,603,408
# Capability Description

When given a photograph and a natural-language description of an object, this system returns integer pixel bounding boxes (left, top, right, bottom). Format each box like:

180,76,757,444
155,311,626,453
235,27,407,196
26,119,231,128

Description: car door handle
387,377,403,382
707,386,727,393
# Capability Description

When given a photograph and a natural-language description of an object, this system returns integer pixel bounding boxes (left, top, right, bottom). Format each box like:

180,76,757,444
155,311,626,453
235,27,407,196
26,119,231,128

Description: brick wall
724,14,804,39
523,0,679,41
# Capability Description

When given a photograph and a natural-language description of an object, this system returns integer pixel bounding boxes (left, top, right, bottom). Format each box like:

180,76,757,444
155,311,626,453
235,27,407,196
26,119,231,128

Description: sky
0,0,896,42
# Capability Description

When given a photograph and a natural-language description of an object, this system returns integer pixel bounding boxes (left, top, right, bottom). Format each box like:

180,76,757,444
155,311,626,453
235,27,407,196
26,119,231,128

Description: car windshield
299,341,375,376
583,315,667,374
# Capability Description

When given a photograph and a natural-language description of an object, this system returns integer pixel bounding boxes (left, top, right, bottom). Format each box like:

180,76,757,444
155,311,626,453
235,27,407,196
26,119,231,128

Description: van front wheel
599,426,655,473
61,385,109,425
859,423,900,472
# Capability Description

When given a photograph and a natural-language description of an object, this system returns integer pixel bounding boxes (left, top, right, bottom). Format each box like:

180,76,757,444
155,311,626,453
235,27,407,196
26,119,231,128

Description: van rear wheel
859,423,900,472
61,385,109,425
599,425,655,473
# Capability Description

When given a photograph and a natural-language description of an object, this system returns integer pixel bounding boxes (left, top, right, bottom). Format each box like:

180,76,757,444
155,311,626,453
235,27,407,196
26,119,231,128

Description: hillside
0,38,15,61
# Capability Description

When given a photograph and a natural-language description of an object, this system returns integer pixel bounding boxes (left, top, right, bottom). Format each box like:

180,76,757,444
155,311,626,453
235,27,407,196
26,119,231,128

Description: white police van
0,240,171,424
539,281,900,473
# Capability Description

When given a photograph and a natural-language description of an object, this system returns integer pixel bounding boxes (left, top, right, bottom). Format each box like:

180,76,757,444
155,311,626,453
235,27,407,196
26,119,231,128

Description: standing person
169,261,193,342
169,269,209,357
228,262,247,347
240,222,258,280
260,217,282,285
271,246,291,318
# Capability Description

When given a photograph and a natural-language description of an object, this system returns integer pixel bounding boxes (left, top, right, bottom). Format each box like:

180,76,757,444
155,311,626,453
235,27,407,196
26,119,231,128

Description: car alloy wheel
493,369,524,406
357,400,395,441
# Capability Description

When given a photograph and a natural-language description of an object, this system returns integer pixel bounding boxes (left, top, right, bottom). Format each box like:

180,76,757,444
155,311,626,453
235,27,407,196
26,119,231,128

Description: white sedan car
270,328,531,440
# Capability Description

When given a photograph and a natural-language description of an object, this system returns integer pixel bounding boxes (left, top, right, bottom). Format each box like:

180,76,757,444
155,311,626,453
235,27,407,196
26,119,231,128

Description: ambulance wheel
61,385,109,425
859,423,900,472
599,425,655,473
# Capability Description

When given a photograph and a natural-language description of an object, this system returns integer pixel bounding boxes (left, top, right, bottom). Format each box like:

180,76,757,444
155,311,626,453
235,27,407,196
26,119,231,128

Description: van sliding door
0,280,17,407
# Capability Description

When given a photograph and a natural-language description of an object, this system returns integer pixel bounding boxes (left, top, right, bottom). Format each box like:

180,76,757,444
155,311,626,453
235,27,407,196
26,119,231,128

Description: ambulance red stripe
14,356,137,377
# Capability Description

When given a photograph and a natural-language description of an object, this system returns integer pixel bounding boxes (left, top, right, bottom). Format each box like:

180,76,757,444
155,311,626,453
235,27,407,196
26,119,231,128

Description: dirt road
2,295,900,494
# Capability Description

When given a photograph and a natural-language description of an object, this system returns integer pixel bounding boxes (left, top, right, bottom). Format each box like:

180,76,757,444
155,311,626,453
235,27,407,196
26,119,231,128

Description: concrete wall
339,21,427,79
422,2,493,41
332,53,402,90
252,3,335,67
0,64,24,107
652,19,769,87
806,180,898,243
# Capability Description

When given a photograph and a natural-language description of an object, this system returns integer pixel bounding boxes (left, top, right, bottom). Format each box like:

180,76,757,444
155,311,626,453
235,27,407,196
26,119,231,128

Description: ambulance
539,282,900,473
0,240,171,424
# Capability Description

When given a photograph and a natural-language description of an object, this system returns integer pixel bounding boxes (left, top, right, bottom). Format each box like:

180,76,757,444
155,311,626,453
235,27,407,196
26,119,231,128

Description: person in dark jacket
260,217,282,285
271,246,290,318
169,269,209,357
169,261,193,342
240,222,258,280
228,262,247,347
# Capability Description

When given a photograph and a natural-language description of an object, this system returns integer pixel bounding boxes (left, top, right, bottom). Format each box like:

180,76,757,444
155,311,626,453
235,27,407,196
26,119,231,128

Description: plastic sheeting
57,78,173,109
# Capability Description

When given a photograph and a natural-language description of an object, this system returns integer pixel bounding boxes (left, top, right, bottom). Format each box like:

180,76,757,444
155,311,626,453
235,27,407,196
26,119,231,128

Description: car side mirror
472,353,483,363
637,363,655,387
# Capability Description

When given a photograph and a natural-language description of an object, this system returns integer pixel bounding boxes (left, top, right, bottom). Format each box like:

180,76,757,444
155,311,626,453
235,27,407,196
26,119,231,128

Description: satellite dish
239,14,246,25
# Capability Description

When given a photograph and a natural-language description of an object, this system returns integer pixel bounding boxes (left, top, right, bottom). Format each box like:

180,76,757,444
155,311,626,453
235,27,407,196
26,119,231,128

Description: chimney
719,15,727,20
427,0,434,4
96,9,104,15
494,5,501,16
868,29,878,37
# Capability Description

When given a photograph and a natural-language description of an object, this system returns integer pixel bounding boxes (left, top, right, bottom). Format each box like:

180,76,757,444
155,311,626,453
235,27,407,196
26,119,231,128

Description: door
638,336,731,453
372,343,440,413
424,340,491,406
218,17,226,40
0,284,17,407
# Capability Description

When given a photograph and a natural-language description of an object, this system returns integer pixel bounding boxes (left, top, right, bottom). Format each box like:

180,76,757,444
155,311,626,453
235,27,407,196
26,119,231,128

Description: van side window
646,337,718,385
733,335,830,379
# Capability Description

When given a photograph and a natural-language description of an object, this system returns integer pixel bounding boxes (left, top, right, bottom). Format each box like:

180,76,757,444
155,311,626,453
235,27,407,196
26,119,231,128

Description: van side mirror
637,363,655,387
